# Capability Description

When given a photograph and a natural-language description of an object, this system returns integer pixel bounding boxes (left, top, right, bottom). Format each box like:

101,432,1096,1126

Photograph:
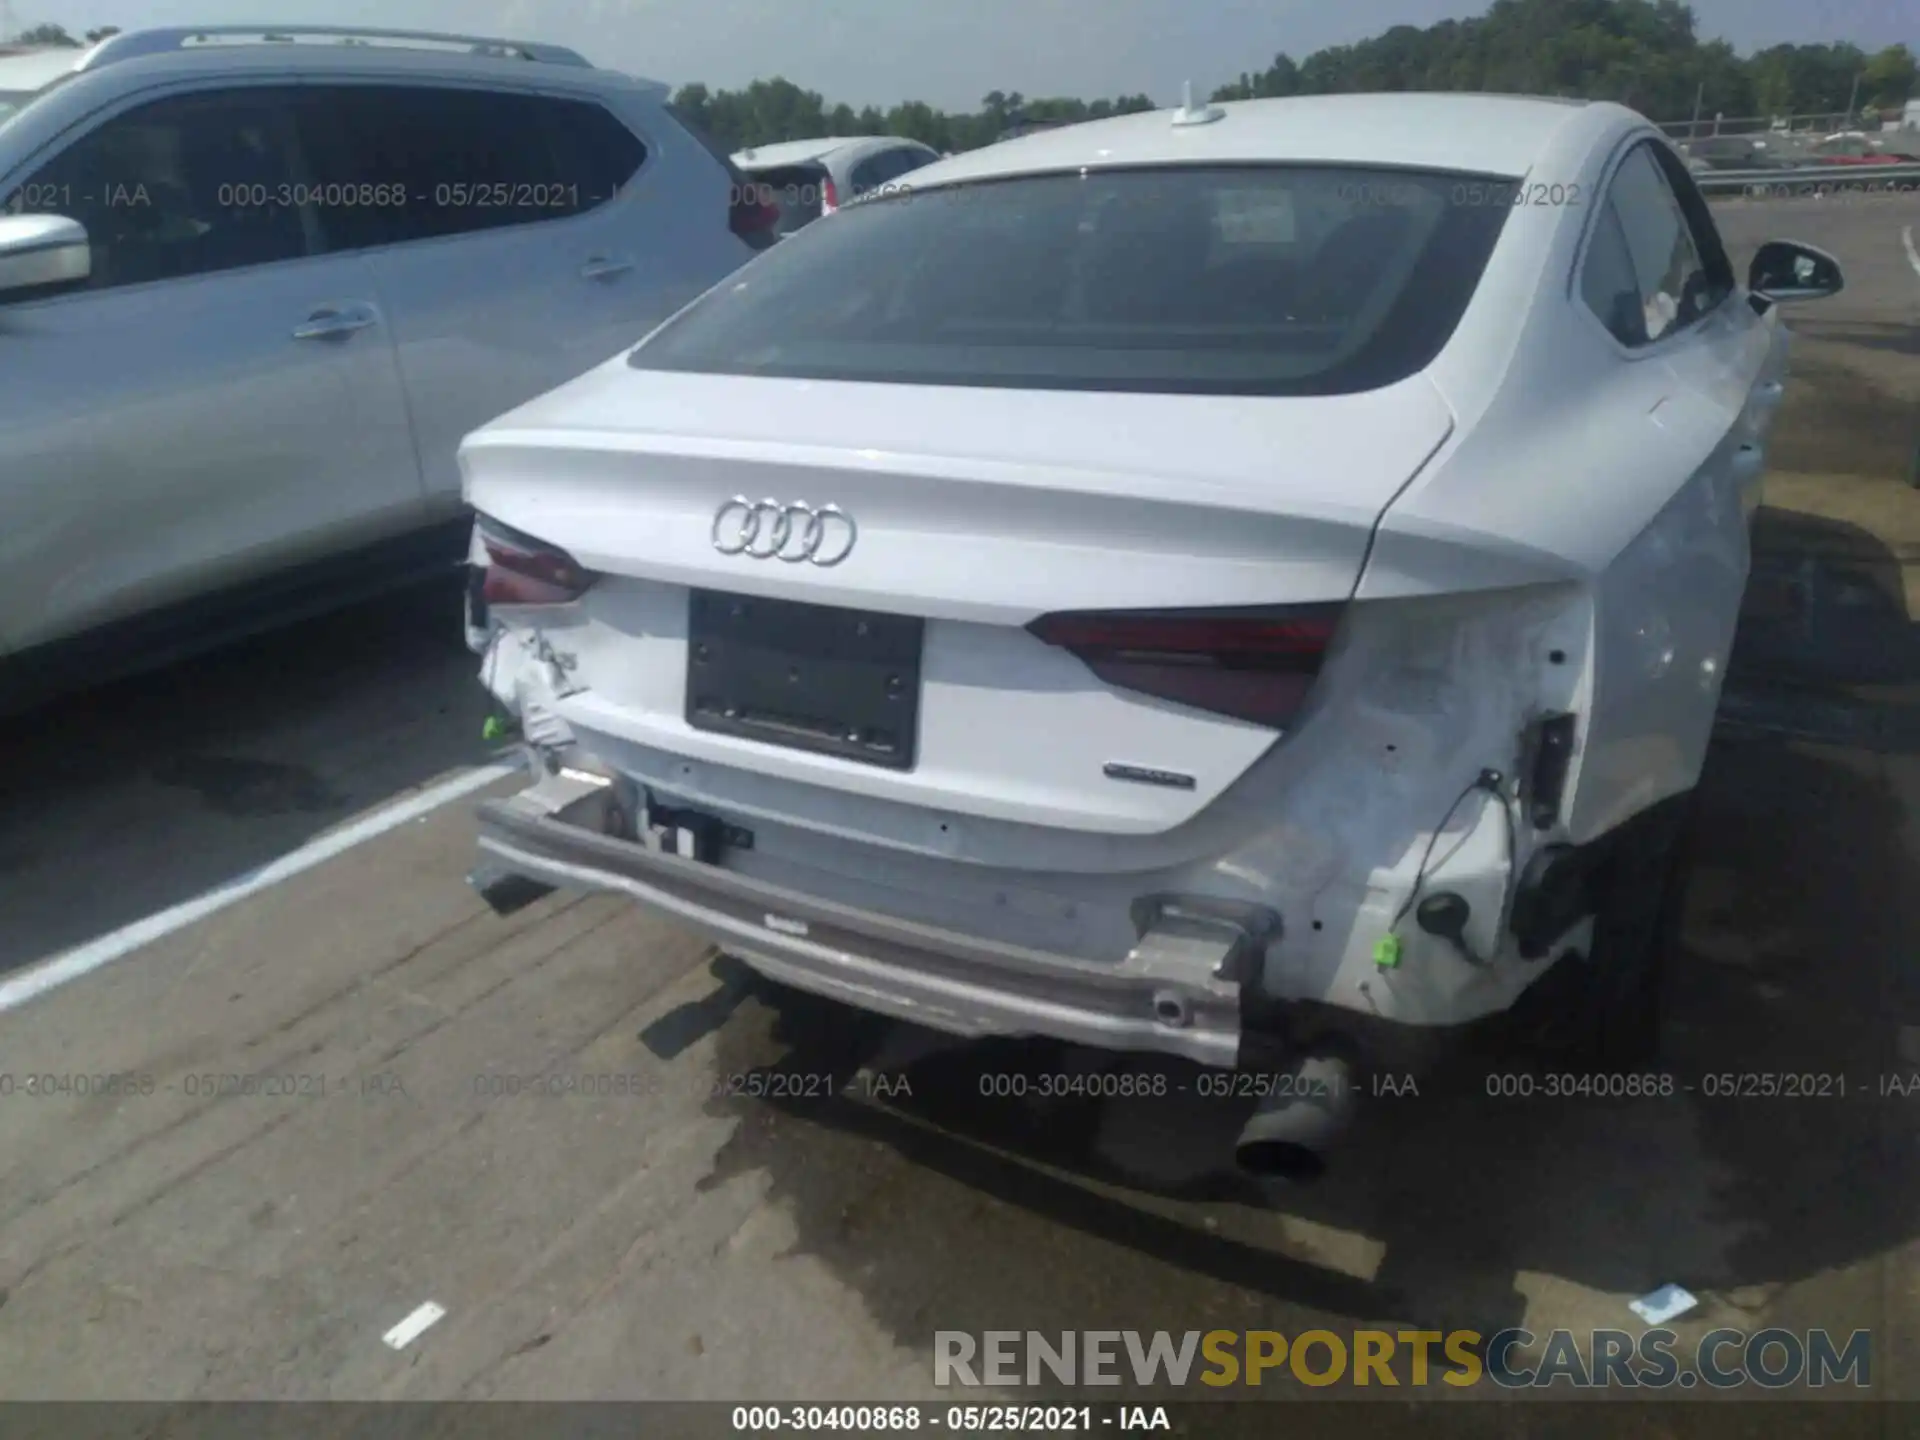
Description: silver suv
0,26,775,706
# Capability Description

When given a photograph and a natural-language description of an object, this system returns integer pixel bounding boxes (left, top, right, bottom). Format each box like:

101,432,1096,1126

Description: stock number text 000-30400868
729,1405,1168,1433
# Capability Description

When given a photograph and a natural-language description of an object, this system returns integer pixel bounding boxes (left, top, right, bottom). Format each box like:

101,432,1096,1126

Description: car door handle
1753,380,1786,408
580,255,634,281
292,306,378,341
1732,444,1765,478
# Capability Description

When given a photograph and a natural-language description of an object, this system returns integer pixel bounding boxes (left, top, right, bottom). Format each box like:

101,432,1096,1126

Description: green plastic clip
1373,933,1402,969
482,714,517,742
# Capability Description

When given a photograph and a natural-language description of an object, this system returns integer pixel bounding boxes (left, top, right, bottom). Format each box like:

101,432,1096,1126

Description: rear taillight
821,175,839,212
729,179,781,251
477,515,598,607
1026,604,1343,729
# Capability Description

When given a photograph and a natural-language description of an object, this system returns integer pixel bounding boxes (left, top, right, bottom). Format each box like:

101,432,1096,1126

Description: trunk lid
462,366,1453,837
465,366,1452,622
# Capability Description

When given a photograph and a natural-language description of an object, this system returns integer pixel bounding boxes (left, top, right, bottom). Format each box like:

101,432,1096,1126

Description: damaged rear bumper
473,767,1260,1067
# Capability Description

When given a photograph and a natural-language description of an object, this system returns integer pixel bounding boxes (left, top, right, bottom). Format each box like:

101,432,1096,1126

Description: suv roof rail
73,25,593,71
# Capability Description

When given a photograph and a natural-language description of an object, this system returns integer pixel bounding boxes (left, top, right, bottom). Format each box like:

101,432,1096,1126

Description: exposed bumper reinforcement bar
474,784,1248,1067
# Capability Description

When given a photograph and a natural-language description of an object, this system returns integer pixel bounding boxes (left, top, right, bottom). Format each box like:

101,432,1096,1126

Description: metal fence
1655,111,1889,140
1653,106,1919,183
1689,162,1920,196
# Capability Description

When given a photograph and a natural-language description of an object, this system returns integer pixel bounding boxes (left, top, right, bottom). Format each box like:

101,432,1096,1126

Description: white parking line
1904,225,1920,281
0,762,519,1016
382,1300,447,1350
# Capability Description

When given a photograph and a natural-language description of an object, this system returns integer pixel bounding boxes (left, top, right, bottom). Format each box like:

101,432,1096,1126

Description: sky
8,0,1914,112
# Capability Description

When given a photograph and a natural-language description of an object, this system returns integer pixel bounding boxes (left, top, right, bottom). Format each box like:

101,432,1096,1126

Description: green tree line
11,22,119,44
671,83,1158,156
1210,0,1914,126
674,0,1915,152
14,0,1916,152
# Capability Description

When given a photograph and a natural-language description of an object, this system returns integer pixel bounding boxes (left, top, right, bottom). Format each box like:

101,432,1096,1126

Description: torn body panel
480,579,1600,1034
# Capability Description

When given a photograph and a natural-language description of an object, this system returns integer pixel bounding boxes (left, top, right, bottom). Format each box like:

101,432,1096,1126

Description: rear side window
850,148,907,195
629,165,1513,396
1579,201,1644,345
543,99,649,205
292,85,644,251
852,146,934,196
1581,142,1724,347
848,152,885,196
896,147,938,177
1646,141,1734,304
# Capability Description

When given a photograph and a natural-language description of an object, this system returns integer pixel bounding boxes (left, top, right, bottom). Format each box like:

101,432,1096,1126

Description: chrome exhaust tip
1233,1050,1359,1182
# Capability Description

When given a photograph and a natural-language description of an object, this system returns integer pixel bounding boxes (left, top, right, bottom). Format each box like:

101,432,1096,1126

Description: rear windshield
630,164,1514,395
743,162,829,237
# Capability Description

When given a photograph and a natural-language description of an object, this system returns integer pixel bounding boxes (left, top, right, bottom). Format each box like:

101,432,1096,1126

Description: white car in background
0,24,773,708
731,134,941,237
0,44,90,121
462,92,1841,1178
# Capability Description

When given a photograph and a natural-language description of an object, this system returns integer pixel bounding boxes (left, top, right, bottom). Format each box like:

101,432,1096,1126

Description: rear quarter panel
1364,118,1762,845
1573,374,1753,838
1382,352,1753,848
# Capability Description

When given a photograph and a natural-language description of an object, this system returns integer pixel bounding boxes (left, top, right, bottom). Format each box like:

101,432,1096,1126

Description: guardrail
1693,163,1920,196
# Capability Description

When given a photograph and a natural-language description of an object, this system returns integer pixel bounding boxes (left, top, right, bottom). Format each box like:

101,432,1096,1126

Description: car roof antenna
1171,80,1225,127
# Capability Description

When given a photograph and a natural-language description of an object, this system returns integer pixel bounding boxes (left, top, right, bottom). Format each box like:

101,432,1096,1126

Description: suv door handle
292,306,378,340
1753,379,1785,408
580,254,634,281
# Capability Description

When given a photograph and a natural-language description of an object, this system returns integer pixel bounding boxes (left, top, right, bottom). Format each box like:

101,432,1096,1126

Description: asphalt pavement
0,192,1915,1419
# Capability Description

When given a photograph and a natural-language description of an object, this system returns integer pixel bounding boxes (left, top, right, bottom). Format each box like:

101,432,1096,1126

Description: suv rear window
629,165,1513,395
743,162,829,237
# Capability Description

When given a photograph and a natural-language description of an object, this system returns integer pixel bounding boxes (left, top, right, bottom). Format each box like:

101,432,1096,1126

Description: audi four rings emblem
711,497,858,567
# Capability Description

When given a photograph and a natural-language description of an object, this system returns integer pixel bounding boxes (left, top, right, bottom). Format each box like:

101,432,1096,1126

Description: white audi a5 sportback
459,92,1841,1177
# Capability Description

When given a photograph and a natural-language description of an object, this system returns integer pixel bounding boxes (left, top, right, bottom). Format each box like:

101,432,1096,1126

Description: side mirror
0,213,91,295
1748,239,1843,304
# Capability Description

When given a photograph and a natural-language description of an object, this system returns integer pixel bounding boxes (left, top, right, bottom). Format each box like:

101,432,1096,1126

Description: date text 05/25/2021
730,1404,1170,1433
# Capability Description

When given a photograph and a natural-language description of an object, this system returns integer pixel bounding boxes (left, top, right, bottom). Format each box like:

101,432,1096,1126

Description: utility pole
1689,80,1704,141
1845,72,1861,127
0,0,15,45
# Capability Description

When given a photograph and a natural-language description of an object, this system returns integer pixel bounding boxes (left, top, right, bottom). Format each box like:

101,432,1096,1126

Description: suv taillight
1026,604,1343,729
476,514,598,607
821,175,839,212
